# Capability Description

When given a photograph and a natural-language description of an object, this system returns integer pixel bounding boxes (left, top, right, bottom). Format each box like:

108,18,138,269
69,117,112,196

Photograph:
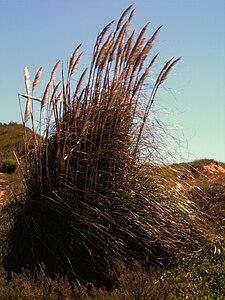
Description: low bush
165,240,225,299
1,159,18,174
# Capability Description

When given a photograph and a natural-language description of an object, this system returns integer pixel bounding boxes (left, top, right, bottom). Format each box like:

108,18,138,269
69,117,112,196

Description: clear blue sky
0,0,224,163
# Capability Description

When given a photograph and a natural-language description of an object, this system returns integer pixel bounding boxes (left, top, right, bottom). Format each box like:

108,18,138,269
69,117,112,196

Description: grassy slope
172,159,225,219
0,123,26,160
0,125,225,298
0,123,30,203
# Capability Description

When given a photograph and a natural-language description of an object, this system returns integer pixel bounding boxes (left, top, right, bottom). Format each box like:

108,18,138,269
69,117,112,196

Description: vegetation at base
165,240,225,299
0,241,225,299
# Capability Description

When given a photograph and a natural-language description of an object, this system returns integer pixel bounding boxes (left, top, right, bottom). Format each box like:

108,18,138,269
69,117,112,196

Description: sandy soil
0,190,5,203
0,175,6,204
202,163,225,176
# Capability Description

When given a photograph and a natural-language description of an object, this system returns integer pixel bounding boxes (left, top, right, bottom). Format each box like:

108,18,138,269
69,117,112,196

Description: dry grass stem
20,94,42,102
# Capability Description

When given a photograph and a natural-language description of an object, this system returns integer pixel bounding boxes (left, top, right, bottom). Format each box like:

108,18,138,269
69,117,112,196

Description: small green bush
165,241,225,299
1,159,18,174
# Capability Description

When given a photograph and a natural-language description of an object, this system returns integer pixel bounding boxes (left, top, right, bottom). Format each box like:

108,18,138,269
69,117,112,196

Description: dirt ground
0,175,6,204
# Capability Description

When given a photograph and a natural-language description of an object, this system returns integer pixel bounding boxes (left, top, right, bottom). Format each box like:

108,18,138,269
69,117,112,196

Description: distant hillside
0,122,30,162
171,159,225,220
172,159,225,178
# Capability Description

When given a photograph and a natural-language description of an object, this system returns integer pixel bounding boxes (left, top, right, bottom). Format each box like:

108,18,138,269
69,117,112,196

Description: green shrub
165,241,225,299
1,159,18,173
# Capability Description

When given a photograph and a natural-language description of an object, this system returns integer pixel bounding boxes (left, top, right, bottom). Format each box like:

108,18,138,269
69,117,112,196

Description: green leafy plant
1,159,18,174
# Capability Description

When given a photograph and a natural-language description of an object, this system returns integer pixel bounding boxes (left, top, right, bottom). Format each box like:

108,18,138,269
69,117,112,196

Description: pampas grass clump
4,5,206,288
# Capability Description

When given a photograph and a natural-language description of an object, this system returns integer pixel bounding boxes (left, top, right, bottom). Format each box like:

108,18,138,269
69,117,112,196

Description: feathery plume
71,52,83,75
69,44,82,74
158,57,181,85
51,90,63,115
24,96,31,123
50,61,60,83
97,20,114,46
41,80,52,107
156,57,181,86
75,67,88,95
24,67,31,95
116,3,134,31
32,67,43,94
